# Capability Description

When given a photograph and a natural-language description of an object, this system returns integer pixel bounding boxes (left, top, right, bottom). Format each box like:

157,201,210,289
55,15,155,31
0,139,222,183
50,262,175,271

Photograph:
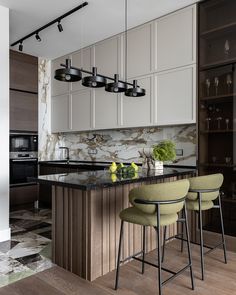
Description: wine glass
226,74,232,94
205,117,211,130
216,117,222,129
224,39,230,57
205,78,211,96
225,118,230,130
214,77,219,96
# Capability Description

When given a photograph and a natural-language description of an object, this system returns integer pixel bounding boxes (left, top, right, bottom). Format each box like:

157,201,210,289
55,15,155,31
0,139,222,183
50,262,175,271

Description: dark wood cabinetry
10,90,38,132
10,50,38,93
198,0,236,237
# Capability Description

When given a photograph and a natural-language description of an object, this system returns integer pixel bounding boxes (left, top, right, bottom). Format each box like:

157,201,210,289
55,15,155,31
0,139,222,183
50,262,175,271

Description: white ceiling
0,0,199,59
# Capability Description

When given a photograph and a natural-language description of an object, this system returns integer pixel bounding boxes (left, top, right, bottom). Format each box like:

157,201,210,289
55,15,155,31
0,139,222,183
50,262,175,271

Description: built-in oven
10,158,38,186
10,133,38,186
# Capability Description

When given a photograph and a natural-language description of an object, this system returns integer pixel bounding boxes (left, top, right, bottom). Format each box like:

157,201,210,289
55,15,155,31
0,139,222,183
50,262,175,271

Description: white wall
0,5,10,242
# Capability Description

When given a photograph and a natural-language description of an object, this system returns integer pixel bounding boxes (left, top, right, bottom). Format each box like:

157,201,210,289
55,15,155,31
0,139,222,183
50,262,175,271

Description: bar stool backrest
187,173,223,201
129,179,190,215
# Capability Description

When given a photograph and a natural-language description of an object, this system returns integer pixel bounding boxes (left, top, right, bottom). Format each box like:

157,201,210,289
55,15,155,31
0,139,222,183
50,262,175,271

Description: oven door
10,158,38,186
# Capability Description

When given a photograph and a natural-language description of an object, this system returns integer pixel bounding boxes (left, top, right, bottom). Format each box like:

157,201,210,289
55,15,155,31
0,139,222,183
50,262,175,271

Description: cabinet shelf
200,129,234,134
200,21,236,39
200,93,235,101
200,163,235,168
200,57,236,71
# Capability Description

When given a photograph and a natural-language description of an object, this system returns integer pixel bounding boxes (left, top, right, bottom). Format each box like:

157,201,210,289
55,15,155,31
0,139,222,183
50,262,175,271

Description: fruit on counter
111,173,117,182
131,162,139,172
109,162,117,173
117,163,124,170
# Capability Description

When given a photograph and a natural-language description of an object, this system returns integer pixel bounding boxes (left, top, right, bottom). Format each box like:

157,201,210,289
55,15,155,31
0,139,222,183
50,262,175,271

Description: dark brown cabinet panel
10,90,38,132
10,50,38,93
10,185,38,208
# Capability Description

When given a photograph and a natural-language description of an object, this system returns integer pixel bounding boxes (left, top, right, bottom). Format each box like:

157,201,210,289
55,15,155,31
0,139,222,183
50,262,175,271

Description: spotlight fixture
19,42,23,52
125,80,146,97
82,67,107,88
35,33,41,42
54,59,82,82
10,2,88,48
105,74,127,93
57,21,63,32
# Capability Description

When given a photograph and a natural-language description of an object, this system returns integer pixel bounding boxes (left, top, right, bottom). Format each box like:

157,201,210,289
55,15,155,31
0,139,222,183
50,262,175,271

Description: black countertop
36,167,196,191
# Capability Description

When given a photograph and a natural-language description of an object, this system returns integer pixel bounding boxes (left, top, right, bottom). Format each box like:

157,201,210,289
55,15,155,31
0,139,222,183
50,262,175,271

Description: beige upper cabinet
93,89,119,130
155,65,196,126
94,36,120,77
51,94,70,133
71,90,92,131
122,75,153,128
71,47,92,92
51,55,70,96
154,5,196,72
127,23,152,79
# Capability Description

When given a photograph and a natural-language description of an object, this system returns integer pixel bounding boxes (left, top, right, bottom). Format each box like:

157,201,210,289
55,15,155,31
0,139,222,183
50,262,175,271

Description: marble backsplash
38,58,197,166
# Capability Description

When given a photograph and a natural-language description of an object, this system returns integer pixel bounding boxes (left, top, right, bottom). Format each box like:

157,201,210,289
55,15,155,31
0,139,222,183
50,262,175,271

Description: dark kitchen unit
9,50,39,209
198,0,236,238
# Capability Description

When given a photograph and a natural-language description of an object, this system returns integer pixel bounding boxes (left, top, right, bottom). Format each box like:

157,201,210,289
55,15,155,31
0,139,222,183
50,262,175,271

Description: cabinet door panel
71,47,92,92
51,94,70,132
155,5,196,71
127,24,152,78
94,37,119,77
51,55,70,96
10,90,38,132
155,65,196,126
10,50,38,93
122,76,152,127
71,90,92,131
94,90,119,129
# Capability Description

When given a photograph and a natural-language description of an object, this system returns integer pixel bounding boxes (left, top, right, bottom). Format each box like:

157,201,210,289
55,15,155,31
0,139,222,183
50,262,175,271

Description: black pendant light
105,74,127,93
125,80,146,97
82,67,107,88
54,59,82,82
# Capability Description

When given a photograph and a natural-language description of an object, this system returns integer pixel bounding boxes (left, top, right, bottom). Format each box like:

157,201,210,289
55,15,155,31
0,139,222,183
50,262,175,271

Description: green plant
152,140,176,162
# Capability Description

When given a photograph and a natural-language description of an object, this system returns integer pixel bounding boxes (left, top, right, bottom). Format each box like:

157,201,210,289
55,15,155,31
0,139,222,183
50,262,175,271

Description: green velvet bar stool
185,173,227,280
115,179,194,295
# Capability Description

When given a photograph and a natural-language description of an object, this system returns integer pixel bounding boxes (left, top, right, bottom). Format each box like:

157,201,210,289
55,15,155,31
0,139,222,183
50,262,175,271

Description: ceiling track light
10,2,88,51
57,21,63,32
19,42,23,52
35,32,41,42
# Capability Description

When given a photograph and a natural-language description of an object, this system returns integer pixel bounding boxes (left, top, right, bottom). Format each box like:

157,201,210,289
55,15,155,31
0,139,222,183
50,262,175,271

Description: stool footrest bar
120,250,143,264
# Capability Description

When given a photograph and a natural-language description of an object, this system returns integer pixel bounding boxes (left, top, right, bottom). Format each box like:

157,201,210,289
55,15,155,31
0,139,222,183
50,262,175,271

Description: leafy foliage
152,140,176,162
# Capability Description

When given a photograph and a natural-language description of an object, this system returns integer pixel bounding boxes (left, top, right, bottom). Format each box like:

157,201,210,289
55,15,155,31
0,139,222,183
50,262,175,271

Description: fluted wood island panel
37,167,195,281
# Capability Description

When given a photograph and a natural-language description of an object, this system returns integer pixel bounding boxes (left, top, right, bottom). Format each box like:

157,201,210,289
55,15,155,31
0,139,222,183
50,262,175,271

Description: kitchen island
37,167,195,281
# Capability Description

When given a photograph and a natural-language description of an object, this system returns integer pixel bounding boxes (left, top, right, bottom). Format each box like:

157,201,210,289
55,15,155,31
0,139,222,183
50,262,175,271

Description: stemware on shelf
216,116,222,129
214,77,219,96
205,117,211,130
224,39,230,58
226,74,232,94
225,118,230,130
205,78,211,96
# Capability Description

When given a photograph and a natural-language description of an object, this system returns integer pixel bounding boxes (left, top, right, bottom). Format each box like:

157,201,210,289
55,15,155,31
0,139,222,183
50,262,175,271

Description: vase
153,160,163,171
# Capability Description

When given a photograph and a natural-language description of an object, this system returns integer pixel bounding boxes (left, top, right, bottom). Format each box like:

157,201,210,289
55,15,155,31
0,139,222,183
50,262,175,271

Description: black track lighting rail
60,63,134,87
10,1,88,47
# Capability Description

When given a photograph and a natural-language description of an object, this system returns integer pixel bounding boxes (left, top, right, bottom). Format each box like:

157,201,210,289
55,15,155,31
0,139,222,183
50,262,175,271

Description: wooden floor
0,241,235,295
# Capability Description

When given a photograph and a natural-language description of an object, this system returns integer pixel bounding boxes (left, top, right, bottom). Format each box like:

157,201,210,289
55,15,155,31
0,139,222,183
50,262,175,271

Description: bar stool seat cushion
186,200,214,211
119,206,178,227
187,174,223,202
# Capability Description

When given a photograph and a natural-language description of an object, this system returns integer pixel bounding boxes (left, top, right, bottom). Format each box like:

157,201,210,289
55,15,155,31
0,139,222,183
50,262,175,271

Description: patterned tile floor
0,209,53,287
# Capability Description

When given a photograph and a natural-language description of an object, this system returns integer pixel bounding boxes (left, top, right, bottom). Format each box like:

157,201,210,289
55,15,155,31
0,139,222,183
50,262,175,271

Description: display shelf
200,57,236,71
199,163,235,168
200,93,235,101
200,129,234,134
200,21,236,39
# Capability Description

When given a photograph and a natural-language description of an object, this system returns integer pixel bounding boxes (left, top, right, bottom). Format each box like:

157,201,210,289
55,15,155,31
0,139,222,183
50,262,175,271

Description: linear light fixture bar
10,1,88,47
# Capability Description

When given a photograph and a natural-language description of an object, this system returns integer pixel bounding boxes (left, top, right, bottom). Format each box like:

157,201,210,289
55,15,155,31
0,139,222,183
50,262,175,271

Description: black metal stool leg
142,225,146,274
198,194,205,280
184,204,195,290
181,209,184,253
161,226,167,263
156,204,162,295
219,194,227,264
115,220,124,290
